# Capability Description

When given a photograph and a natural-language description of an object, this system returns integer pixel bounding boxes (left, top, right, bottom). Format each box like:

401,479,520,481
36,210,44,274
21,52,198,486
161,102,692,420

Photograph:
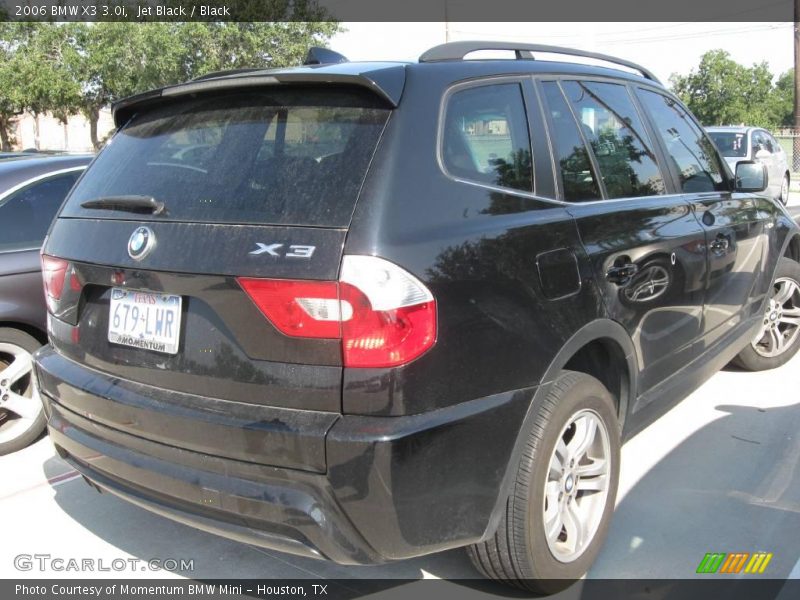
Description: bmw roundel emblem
128,226,155,260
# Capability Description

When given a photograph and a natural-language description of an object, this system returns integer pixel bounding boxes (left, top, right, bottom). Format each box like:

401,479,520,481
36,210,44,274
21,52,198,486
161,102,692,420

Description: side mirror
755,148,771,160
734,160,768,193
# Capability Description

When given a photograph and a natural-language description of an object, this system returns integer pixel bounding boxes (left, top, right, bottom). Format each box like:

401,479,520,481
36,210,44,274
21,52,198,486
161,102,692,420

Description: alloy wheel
542,409,611,563
751,277,800,358
0,343,42,445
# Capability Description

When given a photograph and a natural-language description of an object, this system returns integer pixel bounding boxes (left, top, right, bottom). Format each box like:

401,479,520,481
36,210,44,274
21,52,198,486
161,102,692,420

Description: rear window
61,87,390,227
708,131,748,158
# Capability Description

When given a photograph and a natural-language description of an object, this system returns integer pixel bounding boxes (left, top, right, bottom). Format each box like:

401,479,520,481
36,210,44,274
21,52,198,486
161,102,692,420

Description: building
10,109,115,152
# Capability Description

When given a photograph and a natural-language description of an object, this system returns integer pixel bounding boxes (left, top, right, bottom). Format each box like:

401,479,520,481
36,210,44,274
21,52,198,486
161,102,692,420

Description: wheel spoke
780,315,800,328
2,391,40,421
782,306,800,318
774,280,798,305
562,501,585,553
769,327,786,354
0,353,32,386
544,504,564,543
576,474,608,493
568,417,597,462
576,457,607,478
551,438,568,477
544,481,560,521
752,324,768,345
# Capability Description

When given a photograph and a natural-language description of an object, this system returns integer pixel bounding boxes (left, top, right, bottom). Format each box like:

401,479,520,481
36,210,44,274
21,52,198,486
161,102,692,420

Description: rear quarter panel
342,65,609,416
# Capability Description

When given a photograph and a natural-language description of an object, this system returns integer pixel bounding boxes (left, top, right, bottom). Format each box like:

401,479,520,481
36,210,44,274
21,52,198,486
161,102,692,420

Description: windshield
61,87,390,227
707,131,748,158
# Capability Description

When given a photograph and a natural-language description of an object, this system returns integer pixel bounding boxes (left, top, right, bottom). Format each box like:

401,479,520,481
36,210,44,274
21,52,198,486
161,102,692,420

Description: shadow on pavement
591,399,800,579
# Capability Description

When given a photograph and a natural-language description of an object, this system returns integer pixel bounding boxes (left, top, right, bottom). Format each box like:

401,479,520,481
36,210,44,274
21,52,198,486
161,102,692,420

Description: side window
442,83,533,192
560,81,665,199
752,131,767,154
766,133,781,154
0,171,81,252
637,89,727,193
541,81,601,202
755,131,774,154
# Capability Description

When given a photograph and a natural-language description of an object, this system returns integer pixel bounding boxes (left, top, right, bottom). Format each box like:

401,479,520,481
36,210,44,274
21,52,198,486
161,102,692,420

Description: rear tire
0,328,45,455
733,257,800,371
467,371,620,593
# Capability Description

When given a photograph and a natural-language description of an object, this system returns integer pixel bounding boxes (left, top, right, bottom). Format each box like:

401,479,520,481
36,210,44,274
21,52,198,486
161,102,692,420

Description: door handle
606,263,638,285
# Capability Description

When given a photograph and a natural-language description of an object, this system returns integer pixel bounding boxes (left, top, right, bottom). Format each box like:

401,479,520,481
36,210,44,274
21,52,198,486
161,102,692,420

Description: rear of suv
33,43,800,591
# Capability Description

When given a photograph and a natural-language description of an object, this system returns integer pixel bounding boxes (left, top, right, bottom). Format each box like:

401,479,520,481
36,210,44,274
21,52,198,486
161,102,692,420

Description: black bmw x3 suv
33,42,800,590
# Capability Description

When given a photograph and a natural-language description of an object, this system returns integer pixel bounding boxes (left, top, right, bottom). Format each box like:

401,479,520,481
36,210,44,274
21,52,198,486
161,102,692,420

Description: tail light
239,256,436,368
41,255,69,313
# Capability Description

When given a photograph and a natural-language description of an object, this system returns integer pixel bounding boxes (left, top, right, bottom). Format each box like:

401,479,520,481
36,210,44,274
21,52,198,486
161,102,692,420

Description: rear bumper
35,346,532,564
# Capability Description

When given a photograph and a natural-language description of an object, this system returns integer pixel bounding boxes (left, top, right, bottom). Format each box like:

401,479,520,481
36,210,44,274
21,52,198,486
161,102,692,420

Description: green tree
0,23,82,150
0,24,25,151
1,18,341,150
766,69,794,127
670,49,790,128
171,22,341,79
67,22,187,149
69,21,341,149
15,24,83,148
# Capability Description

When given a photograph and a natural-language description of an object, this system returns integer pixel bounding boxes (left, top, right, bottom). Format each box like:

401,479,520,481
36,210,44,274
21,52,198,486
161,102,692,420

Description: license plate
108,288,182,355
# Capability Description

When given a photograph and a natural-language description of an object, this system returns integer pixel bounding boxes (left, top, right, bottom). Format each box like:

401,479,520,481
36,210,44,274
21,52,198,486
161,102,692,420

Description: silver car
706,126,790,205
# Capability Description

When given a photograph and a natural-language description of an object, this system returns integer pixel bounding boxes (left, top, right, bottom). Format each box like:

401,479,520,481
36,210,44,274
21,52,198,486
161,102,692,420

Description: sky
330,22,794,84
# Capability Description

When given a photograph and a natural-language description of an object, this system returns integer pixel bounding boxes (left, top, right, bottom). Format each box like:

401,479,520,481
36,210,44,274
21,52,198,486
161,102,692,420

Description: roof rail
418,41,661,83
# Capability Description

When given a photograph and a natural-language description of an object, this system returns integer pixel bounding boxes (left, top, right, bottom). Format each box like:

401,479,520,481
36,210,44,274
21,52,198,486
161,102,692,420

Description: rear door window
541,81,601,202
61,88,390,227
0,171,81,252
560,81,665,199
441,82,533,192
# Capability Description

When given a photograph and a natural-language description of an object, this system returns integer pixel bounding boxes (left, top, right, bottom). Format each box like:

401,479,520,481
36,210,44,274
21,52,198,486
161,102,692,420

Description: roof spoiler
111,66,404,127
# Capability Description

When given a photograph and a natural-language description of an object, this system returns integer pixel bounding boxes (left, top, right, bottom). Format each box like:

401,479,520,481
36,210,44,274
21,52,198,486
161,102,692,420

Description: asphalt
1,193,799,595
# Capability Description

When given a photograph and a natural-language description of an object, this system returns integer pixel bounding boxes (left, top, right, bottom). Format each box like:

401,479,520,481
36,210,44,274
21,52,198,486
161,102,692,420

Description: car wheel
733,257,800,371
466,370,620,593
0,328,45,455
779,174,790,206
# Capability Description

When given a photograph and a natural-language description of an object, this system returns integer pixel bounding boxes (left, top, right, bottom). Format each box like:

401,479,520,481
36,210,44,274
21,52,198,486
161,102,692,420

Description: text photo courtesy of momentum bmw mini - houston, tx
1,2,800,599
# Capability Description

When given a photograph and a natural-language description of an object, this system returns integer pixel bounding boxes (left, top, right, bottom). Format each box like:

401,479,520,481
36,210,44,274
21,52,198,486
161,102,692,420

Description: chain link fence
773,128,800,182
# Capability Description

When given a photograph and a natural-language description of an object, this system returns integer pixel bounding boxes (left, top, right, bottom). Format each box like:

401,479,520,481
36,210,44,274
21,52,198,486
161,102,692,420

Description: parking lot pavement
2,351,799,591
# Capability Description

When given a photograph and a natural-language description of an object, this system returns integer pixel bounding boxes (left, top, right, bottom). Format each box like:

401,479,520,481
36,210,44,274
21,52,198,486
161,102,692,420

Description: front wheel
778,174,790,206
467,371,620,593
733,257,800,371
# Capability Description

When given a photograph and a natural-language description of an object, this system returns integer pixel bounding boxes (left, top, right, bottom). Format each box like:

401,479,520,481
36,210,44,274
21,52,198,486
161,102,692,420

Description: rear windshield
707,131,747,158
61,87,390,227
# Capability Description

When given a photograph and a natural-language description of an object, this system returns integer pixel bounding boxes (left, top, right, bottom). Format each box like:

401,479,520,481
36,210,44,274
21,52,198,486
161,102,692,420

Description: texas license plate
108,288,182,354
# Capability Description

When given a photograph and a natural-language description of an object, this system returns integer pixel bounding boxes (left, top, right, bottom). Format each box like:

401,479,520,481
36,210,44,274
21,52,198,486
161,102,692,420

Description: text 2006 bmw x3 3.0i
34,43,800,590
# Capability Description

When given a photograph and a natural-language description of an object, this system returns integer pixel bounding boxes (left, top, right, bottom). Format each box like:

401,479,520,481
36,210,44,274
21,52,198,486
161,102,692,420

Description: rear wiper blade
80,195,165,215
